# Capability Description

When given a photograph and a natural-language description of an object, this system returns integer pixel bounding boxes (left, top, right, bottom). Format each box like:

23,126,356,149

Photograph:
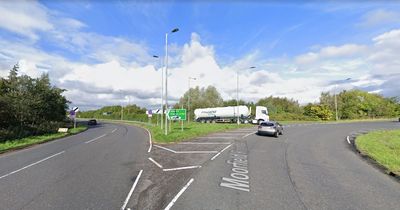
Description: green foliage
79,105,149,122
175,86,224,118
256,96,303,114
303,104,333,120
320,90,399,120
0,64,69,142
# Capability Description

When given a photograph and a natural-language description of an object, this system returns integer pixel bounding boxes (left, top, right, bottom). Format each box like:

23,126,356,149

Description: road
168,121,400,210
0,122,148,210
1,121,399,210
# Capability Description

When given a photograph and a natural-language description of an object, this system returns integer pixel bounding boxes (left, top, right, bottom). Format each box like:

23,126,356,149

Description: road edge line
346,136,351,144
121,169,143,210
164,178,194,210
145,128,152,153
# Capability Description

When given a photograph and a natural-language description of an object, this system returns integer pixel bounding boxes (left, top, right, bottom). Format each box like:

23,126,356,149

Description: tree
0,64,68,141
304,104,333,120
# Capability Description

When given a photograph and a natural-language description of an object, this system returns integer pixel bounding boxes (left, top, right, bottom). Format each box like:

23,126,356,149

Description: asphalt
1,121,400,210
134,121,400,210
0,122,148,210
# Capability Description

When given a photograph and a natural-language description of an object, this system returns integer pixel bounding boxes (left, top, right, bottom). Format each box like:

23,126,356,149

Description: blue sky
0,1,400,110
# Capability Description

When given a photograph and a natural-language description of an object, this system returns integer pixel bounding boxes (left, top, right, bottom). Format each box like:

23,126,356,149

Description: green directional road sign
167,109,187,121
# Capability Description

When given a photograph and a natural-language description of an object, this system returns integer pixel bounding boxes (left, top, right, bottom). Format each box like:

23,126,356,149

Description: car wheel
274,132,279,138
279,130,283,135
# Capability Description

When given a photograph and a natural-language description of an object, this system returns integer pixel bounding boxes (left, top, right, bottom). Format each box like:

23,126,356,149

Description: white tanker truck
194,106,269,124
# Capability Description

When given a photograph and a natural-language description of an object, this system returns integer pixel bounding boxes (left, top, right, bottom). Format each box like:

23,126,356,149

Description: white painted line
85,134,106,144
121,169,143,210
196,137,234,139
163,166,201,172
179,142,231,145
111,128,118,133
154,145,176,153
146,128,152,153
153,145,218,154
211,144,233,161
241,132,255,139
0,151,65,180
176,151,218,154
164,178,194,210
148,157,163,168
346,136,351,144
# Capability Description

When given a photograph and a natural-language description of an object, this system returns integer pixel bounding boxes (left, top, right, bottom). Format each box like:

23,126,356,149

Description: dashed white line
121,169,143,210
153,145,218,154
346,136,351,144
163,166,201,172
0,151,65,180
85,134,106,144
241,132,255,139
111,128,118,133
148,157,163,168
164,178,194,210
211,144,233,161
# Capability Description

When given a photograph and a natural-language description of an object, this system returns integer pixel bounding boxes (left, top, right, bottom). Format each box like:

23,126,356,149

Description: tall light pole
237,66,255,125
188,77,197,123
165,28,179,135
153,55,163,129
334,77,351,121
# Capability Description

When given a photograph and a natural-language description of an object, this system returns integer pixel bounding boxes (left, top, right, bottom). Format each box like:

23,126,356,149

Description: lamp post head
171,28,179,33
249,66,256,69
153,55,159,58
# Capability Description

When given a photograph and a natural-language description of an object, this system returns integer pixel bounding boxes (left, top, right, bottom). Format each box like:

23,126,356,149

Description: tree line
81,85,400,122
0,65,69,142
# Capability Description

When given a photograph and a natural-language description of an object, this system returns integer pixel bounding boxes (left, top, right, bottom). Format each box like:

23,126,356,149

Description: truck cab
253,106,269,124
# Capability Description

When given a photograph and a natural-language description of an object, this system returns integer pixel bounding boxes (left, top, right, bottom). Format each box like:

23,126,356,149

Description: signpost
69,107,79,129
167,109,187,132
167,109,187,120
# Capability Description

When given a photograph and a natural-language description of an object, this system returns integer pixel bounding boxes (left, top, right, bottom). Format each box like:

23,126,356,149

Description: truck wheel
258,119,263,125
201,119,205,123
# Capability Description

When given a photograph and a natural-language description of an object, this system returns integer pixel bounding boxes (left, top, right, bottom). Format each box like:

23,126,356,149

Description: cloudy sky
0,1,399,110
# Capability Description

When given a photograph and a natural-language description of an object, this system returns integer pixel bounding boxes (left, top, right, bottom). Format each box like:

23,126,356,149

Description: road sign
167,109,187,121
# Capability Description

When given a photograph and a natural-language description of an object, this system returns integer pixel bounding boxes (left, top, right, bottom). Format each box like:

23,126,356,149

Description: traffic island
349,129,400,181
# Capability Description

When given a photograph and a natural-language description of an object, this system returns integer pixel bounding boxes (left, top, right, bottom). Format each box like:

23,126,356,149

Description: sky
0,0,400,110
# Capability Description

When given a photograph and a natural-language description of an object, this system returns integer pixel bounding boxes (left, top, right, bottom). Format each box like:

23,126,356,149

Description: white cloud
359,9,400,27
0,0,53,40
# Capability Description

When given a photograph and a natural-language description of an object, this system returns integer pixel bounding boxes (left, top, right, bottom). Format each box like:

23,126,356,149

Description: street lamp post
236,66,255,125
165,28,179,135
188,77,197,123
153,55,163,129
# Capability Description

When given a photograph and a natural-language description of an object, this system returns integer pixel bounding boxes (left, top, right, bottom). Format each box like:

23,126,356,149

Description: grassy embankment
356,129,400,176
0,125,88,153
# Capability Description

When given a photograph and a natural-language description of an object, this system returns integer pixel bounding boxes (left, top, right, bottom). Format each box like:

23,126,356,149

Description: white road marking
196,136,234,139
121,169,143,210
346,136,351,144
211,144,233,161
148,157,163,168
0,151,65,180
146,128,152,153
153,145,218,154
179,142,231,145
111,128,118,133
85,134,106,144
163,166,201,172
241,132,255,139
164,178,194,210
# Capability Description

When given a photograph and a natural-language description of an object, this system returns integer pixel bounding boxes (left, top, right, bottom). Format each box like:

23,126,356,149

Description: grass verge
97,119,253,143
0,125,88,154
355,129,400,176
